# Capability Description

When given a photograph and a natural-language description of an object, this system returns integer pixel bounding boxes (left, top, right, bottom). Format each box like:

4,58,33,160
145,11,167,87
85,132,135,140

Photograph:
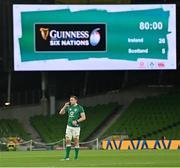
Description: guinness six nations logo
35,24,106,52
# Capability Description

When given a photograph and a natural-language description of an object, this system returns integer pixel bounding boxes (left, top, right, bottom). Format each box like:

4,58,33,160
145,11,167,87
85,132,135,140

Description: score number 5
159,38,166,54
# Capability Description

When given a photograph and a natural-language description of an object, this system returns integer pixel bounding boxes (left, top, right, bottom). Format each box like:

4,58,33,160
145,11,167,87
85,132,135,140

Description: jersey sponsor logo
69,111,74,117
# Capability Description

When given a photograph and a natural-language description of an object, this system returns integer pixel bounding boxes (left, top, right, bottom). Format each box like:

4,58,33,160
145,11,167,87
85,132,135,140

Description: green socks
65,146,71,159
65,145,79,160
74,147,79,160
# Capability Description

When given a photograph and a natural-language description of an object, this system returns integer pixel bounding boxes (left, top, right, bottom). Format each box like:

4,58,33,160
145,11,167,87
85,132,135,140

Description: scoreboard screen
13,4,176,71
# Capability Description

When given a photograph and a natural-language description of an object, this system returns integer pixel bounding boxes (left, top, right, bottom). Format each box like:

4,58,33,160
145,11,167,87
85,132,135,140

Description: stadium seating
30,102,119,142
103,91,180,140
0,119,30,140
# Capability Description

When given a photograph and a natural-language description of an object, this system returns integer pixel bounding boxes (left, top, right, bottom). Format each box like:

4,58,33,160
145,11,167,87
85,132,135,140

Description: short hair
70,95,78,100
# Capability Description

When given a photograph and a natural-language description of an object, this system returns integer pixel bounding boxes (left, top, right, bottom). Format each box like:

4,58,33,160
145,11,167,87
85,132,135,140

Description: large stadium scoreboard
13,4,176,70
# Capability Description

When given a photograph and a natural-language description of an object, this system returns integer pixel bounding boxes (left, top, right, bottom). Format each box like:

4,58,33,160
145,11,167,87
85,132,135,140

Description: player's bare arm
72,113,86,126
59,102,69,115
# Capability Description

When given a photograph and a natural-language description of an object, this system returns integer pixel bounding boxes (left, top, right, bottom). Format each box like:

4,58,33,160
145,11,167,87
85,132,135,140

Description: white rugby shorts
65,125,80,140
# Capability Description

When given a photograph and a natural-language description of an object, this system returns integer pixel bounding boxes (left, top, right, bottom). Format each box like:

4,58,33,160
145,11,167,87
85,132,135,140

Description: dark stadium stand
1,91,180,142
0,119,30,140
103,92,180,140
30,102,119,142
55,0,131,4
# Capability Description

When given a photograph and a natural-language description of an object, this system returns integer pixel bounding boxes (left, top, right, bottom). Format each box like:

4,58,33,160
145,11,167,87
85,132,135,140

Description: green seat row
30,102,119,142
103,91,180,140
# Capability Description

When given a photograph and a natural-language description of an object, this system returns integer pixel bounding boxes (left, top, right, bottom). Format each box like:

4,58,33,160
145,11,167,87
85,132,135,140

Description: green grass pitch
0,150,180,167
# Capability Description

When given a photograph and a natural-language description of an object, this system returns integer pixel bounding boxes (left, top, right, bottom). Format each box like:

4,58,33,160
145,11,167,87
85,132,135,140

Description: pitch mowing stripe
0,166,179,168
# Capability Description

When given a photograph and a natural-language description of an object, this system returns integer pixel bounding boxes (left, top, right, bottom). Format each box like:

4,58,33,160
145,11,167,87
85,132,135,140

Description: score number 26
159,38,166,54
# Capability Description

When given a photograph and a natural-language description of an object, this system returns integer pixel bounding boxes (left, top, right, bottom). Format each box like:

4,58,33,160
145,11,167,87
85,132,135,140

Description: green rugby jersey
65,104,85,127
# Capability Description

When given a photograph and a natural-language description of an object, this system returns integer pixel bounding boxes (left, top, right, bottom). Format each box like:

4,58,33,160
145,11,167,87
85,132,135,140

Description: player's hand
64,102,70,107
72,120,78,126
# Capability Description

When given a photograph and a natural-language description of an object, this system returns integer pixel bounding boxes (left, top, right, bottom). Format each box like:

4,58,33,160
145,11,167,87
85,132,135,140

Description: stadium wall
56,85,166,107
0,85,167,120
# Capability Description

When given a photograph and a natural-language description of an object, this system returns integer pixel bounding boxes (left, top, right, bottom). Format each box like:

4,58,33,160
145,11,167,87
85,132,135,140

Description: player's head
69,95,78,105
